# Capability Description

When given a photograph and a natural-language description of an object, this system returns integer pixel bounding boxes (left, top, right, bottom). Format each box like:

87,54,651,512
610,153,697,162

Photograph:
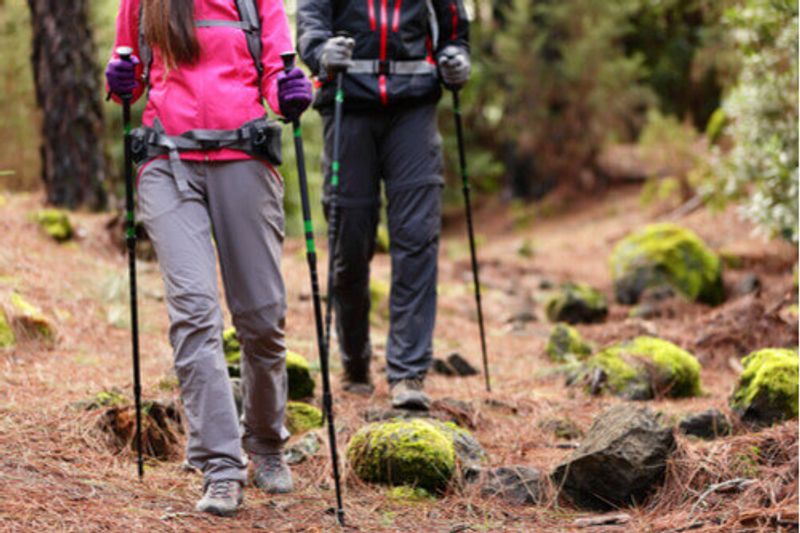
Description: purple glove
106,55,140,96
278,67,313,121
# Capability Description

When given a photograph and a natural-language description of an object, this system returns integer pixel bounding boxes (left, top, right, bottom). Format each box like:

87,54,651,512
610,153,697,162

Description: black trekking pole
116,46,145,478
323,62,346,364
281,52,345,526
450,89,491,393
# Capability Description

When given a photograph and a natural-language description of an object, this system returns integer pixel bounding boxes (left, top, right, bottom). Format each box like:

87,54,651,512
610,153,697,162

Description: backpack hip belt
347,59,437,76
131,117,282,193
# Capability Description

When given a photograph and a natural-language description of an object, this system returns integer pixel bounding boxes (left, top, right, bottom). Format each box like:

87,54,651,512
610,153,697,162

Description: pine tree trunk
27,0,107,210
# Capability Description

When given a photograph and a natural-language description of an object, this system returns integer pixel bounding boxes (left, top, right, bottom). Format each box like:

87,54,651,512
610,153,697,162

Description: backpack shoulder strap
235,0,264,85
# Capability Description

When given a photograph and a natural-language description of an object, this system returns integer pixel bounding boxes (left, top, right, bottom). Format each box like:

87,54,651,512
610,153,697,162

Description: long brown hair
142,0,200,69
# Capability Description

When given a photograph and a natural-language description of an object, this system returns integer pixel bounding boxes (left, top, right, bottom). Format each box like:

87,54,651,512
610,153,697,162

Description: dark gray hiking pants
322,103,444,384
138,158,290,486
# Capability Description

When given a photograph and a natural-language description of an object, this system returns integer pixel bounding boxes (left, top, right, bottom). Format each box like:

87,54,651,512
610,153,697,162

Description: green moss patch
546,323,592,362
347,419,457,492
610,223,723,305
544,283,608,324
74,388,128,411
0,308,15,348
370,278,390,323
287,350,316,400
731,348,798,427
586,336,702,400
35,209,73,242
285,401,323,435
387,486,435,502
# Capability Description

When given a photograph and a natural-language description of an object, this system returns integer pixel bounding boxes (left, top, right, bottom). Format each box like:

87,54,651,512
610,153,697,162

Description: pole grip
280,51,296,75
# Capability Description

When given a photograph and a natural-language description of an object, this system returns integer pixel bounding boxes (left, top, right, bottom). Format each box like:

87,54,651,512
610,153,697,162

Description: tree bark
27,0,107,209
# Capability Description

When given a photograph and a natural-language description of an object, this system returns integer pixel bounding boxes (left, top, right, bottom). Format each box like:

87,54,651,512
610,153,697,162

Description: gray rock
552,404,675,510
447,353,479,377
480,466,547,505
230,377,243,416
735,273,761,297
284,431,322,465
538,417,584,441
678,409,731,439
432,358,456,376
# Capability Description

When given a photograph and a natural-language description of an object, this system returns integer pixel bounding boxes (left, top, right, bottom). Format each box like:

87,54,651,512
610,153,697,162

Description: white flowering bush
713,0,798,242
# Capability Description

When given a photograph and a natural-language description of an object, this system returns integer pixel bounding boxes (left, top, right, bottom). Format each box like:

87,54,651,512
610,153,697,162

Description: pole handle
281,51,296,75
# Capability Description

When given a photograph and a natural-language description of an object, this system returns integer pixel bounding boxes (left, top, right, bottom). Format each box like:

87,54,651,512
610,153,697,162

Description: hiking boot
342,375,375,397
251,453,294,494
195,480,243,517
390,379,431,411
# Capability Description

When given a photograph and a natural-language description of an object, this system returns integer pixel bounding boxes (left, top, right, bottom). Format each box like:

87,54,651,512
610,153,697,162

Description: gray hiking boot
195,480,243,517
391,379,431,411
251,453,294,494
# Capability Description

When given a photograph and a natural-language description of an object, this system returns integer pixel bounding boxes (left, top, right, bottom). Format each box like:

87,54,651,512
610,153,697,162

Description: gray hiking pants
322,103,444,384
138,158,290,486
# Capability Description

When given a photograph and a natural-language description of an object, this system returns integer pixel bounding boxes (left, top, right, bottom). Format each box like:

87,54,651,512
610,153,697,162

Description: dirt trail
0,186,796,531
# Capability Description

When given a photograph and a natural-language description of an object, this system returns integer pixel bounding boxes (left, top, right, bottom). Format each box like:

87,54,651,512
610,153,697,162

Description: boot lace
208,480,236,500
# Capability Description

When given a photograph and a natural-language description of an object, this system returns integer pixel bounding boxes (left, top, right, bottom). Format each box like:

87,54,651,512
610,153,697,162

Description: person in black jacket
298,0,470,409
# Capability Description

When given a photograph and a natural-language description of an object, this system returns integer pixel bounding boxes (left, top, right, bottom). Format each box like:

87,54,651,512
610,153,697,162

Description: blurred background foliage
0,0,796,240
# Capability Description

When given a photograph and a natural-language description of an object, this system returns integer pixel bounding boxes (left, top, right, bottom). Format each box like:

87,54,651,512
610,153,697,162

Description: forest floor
0,183,797,532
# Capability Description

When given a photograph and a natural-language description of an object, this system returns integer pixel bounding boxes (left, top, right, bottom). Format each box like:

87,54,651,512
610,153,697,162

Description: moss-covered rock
9,293,55,344
544,283,608,324
0,308,15,348
376,224,390,253
546,323,592,362
287,350,315,400
74,388,128,411
370,278,390,323
222,327,241,364
286,401,323,435
35,209,73,242
731,348,798,427
347,419,457,492
586,337,702,400
387,486,435,502
610,223,724,305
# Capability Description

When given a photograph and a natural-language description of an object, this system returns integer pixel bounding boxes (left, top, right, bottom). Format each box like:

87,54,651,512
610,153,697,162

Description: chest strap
347,59,437,76
131,117,282,193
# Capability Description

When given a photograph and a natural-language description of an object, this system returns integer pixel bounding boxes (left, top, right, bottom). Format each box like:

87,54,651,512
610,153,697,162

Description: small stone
447,353,479,377
735,273,761,297
538,417,584,440
552,405,675,510
480,466,546,505
544,283,608,324
573,514,631,528
230,377,243,416
678,409,731,439
432,358,456,376
284,431,322,465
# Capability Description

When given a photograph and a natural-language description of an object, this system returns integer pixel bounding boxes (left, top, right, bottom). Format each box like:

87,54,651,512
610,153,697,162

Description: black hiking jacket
297,0,469,112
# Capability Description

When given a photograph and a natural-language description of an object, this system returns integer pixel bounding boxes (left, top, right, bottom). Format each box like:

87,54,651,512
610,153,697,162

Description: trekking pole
322,68,346,363
450,89,491,393
281,52,345,526
117,46,145,478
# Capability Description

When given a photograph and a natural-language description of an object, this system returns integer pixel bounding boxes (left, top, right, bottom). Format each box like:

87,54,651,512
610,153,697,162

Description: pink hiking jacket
110,0,292,163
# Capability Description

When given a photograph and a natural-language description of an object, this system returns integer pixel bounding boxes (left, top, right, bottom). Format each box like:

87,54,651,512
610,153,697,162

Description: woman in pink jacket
106,0,312,517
